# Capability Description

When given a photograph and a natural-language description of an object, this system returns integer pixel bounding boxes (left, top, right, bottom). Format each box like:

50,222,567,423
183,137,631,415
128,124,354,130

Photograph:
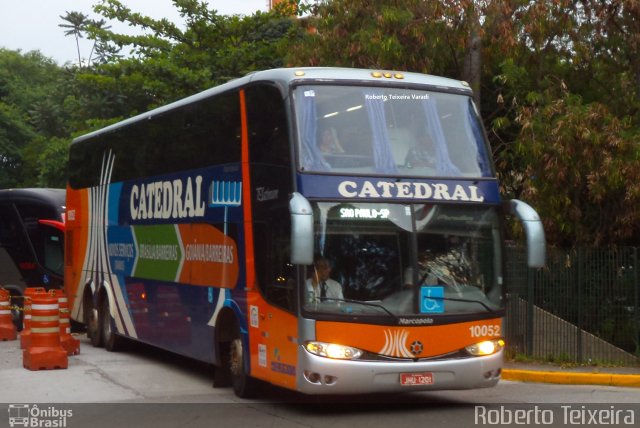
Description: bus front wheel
229,334,260,398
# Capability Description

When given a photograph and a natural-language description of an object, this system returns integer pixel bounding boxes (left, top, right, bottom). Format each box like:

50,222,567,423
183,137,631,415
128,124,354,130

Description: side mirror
506,199,546,268
289,192,313,265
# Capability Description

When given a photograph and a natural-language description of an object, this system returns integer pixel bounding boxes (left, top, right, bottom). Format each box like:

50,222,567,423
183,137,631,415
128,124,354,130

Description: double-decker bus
0,188,65,329
65,67,544,397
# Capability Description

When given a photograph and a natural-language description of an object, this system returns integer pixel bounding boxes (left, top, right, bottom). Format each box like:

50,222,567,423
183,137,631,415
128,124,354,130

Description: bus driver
306,256,344,304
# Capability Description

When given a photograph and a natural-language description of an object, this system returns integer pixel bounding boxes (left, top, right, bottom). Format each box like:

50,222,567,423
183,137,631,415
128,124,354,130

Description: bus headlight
305,341,363,360
465,339,505,356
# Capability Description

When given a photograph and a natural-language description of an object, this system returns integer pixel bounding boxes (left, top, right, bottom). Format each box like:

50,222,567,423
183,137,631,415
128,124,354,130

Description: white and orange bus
64,67,545,397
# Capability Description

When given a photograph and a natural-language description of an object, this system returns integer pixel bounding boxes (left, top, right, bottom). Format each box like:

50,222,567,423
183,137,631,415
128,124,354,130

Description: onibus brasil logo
7,404,72,427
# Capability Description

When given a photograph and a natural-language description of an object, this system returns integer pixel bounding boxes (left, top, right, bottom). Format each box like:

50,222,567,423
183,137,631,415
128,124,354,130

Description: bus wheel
100,297,123,352
229,334,260,398
88,304,103,348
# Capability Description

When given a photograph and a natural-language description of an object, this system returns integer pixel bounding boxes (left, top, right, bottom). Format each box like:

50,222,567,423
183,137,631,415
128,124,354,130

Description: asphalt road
2,334,639,428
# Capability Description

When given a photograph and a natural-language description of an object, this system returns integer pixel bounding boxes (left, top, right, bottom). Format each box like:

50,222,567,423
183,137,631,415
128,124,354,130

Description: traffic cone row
0,288,17,341
23,293,68,370
50,289,80,356
13,287,81,371
20,287,46,349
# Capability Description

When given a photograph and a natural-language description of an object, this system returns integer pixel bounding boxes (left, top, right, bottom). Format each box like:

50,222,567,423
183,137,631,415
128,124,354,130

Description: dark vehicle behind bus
0,188,65,329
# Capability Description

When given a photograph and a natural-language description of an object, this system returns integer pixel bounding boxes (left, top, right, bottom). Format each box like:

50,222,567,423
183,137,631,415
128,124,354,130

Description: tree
514,87,640,246
59,11,90,67
36,0,640,246
284,0,522,106
65,0,296,114
37,1,297,187
287,0,640,247
0,102,33,187
0,49,71,187
488,0,640,246
86,19,112,66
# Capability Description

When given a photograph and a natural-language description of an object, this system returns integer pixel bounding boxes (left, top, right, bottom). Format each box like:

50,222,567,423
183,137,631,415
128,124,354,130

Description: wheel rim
230,338,243,377
89,307,99,336
101,303,111,340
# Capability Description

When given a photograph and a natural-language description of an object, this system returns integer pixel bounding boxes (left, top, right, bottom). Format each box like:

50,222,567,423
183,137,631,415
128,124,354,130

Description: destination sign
339,207,390,219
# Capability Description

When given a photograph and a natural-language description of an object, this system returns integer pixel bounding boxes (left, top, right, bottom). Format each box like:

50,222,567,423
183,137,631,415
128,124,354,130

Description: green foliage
76,0,296,110
487,0,640,246
3,0,640,248
36,136,72,187
285,0,462,75
513,88,640,246
0,102,34,187
0,49,72,187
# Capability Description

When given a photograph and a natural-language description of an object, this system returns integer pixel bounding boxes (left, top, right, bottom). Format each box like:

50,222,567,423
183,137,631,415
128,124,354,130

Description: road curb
502,369,640,388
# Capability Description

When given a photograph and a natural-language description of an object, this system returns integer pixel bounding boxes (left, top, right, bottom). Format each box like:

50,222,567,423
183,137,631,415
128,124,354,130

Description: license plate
400,372,434,386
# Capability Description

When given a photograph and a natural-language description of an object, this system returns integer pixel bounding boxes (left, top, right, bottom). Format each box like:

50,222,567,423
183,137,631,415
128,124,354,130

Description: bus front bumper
296,348,503,395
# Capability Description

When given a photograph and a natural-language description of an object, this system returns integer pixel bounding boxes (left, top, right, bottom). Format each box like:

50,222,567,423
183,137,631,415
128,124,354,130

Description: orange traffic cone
50,289,80,356
23,293,68,370
0,289,17,341
20,287,47,349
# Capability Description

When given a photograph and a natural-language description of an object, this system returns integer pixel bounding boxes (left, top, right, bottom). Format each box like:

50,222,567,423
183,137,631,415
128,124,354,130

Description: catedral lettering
130,176,206,220
337,180,485,201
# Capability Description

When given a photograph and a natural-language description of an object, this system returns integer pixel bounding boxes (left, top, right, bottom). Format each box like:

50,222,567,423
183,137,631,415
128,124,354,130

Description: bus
0,188,65,329
65,67,545,397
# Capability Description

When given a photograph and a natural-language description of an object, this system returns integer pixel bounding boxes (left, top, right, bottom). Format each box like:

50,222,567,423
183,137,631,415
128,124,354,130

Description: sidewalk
502,361,640,388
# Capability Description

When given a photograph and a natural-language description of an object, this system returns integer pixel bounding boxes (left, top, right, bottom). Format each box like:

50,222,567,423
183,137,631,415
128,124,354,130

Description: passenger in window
318,127,345,154
404,134,436,168
306,256,344,304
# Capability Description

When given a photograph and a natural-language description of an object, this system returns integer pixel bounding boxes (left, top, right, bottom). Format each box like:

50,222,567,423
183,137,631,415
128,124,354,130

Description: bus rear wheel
229,334,260,398
100,297,123,352
87,305,102,347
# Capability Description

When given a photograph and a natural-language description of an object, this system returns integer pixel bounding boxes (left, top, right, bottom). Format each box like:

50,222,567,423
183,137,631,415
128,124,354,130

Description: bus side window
16,203,64,276
42,227,64,275
0,204,38,283
0,205,20,246
247,83,296,312
245,84,290,166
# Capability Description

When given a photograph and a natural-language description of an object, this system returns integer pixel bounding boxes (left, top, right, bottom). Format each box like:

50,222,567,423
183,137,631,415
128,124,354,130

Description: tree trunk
463,15,482,107
462,29,482,108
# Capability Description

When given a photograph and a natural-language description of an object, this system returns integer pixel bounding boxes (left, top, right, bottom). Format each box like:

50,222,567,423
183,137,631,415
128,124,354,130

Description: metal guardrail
504,246,640,365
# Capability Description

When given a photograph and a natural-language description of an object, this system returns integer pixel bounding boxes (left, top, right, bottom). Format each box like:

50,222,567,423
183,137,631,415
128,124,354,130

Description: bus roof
0,188,65,207
249,67,472,91
72,67,473,144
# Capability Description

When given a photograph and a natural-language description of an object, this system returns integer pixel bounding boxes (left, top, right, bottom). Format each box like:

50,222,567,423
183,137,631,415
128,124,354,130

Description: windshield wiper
322,298,400,321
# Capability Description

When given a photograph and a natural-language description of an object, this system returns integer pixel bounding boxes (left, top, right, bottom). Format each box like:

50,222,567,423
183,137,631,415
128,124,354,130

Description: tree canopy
0,49,71,187
2,0,640,247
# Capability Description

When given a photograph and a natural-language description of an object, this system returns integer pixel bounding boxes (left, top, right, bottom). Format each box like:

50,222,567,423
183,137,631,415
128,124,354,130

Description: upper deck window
293,85,493,178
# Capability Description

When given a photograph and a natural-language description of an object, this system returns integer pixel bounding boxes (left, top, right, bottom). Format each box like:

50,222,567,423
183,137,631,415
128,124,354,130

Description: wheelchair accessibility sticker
420,286,444,313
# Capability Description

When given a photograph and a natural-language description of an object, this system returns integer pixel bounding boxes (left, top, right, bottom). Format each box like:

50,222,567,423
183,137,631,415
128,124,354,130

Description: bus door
251,220,298,390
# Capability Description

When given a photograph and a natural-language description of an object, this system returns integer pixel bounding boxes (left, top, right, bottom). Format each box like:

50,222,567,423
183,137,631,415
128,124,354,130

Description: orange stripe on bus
316,318,503,358
240,89,255,291
64,185,90,314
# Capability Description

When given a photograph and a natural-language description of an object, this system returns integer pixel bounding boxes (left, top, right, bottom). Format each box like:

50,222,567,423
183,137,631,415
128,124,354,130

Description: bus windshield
294,85,493,177
304,202,503,318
